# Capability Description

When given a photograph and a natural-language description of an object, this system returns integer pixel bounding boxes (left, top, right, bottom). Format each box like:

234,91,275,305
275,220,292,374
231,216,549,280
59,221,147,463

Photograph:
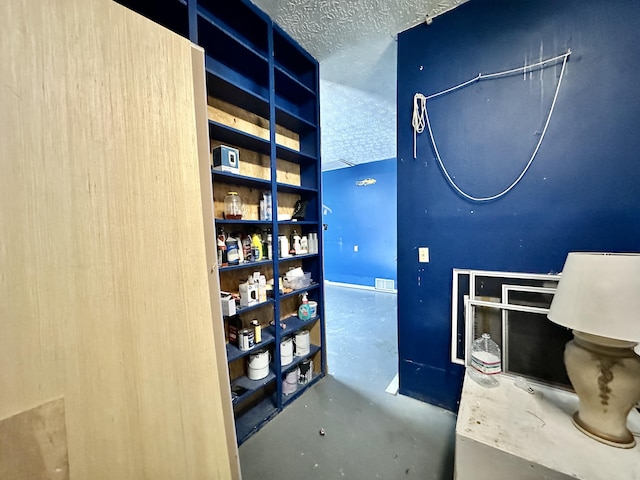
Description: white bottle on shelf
279,235,289,258
292,230,301,255
309,232,318,254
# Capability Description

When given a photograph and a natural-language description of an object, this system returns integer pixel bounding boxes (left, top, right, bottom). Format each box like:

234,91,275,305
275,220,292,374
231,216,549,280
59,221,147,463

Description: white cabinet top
456,373,640,479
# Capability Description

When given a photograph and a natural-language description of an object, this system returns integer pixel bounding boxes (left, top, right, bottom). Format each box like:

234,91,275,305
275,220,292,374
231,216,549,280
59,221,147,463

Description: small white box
212,145,239,174
220,292,236,317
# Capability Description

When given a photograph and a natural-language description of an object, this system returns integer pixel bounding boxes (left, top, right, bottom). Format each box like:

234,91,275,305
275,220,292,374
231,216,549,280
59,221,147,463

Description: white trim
324,280,398,294
501,285,558,372
385,373,399,395
451,269,561,365
502,285,557,296
464,298,551,368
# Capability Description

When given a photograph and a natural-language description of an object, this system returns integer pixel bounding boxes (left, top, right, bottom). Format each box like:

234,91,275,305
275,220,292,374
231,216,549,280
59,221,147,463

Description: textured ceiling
251,0,468,170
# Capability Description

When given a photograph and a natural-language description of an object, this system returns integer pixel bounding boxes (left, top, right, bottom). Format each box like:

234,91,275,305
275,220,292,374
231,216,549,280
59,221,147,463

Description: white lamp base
565,331,640,449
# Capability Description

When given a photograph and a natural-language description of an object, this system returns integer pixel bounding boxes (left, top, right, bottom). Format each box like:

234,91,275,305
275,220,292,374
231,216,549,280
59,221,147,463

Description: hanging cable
412,93,427,158
412,50,571,202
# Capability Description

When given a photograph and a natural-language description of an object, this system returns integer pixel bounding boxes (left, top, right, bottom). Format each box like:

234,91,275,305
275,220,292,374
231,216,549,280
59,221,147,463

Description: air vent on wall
375,278,395,291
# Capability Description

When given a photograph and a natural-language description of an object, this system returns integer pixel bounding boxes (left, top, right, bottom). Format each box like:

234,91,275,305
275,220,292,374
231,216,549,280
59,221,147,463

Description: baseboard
324,280,397,294
385,373,399,395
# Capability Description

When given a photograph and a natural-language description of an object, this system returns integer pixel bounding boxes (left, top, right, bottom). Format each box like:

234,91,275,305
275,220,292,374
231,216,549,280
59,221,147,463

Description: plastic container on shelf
281,336,294,366
247,349,270,380
266,232,272,260
260,192,272,220
294,330,310,357
291,229,301,254
282,267,312,290
283,368,298,395
217,226,227,266
225,235,240,265
308,300,317,318
241,234,251,262
224,192,243,219
251,232,263,261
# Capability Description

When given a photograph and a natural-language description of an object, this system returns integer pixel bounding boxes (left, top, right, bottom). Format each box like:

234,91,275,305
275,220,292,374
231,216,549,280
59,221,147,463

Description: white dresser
455,372,640,479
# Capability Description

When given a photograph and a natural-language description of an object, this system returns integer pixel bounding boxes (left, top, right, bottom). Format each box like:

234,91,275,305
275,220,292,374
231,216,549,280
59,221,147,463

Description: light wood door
0,0,239,478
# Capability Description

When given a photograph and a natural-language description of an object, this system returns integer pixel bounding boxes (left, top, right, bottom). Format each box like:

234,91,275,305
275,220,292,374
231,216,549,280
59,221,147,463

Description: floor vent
375,278,395,291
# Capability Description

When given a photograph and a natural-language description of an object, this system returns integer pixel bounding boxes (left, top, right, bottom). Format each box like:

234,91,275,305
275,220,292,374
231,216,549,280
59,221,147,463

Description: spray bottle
298,292,311,321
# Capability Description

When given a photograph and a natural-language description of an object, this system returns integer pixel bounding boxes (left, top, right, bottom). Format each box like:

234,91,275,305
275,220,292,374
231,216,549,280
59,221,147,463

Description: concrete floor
239,283,457,480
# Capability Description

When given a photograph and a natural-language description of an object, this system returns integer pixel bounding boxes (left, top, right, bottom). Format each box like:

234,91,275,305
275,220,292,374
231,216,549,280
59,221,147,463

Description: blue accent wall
322,159,397,287
397,0,640,410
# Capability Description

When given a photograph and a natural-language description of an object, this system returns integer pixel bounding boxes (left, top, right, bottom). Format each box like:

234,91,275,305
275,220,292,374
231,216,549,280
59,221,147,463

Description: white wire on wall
412,50,571,202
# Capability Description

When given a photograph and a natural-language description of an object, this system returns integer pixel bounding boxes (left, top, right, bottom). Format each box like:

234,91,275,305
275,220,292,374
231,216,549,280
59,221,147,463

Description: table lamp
548,252,640,448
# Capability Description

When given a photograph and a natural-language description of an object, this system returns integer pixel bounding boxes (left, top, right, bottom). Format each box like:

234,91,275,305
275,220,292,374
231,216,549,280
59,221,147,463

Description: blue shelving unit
192,0,325,446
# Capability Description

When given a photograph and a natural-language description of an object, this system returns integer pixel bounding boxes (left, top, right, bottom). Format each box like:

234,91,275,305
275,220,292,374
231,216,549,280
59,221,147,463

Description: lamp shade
547,252,640,343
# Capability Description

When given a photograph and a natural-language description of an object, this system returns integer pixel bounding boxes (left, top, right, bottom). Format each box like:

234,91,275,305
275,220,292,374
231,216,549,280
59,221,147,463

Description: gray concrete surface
238,284,456,480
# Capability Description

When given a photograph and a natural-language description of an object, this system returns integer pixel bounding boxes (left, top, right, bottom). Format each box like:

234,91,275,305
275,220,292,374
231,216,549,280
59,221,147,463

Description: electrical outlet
418,247,430,263
354,245,359,252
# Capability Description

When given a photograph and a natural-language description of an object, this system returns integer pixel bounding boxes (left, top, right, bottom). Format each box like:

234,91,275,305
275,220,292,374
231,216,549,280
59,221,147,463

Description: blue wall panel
397,0,640,410
322,159,397,287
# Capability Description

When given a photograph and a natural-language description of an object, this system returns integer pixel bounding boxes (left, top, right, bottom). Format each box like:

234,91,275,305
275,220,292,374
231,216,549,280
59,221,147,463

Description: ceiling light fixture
338,158,357,167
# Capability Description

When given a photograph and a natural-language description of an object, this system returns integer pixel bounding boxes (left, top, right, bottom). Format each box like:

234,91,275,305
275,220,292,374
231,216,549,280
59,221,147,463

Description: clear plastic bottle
261,192,272,220
468,333,501,388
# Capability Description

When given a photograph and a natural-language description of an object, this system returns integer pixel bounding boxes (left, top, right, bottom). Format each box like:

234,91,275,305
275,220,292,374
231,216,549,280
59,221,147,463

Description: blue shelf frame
278,253,320,264
215,219,273,227
189,0,325,446
234,395,278,443
219,260,273,273
211,170,271,189
231,372,276,406
197,5,268,61
276,183,318,195
208,121,271,156
204,70,270,120
278,283,320,300
270,314,320,338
